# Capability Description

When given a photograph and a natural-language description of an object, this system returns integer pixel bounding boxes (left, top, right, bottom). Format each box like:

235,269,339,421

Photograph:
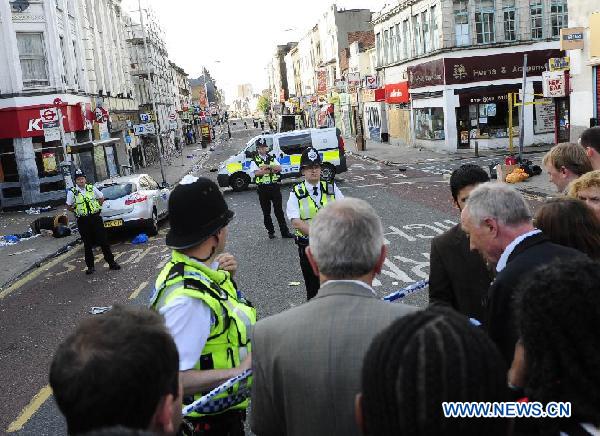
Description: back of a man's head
449,164,490,201
466,182,532,227
49,306,180,435
580,126,600,153
310,198,383,279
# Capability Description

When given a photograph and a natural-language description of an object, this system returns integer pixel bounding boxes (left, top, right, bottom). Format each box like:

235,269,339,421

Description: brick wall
347,31,375,50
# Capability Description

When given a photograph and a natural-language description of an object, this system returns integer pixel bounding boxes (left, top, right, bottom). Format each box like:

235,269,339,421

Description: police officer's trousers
297,242,320,300
77,213,115,269
257,184,289,236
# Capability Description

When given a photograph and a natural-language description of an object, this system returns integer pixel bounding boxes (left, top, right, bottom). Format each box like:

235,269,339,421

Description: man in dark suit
428,164,493,322
461,183,584,365
250,198,417,436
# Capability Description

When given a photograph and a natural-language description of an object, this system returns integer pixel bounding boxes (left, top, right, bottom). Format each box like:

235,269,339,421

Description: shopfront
385,82,411,146
407,48,562,151
362,88,387,142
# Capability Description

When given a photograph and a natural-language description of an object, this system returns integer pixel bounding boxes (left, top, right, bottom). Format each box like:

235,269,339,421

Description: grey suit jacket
250,280,418,436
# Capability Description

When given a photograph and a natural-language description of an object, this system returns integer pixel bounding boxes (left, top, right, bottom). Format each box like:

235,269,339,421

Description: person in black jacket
428,164,493,323
460,182,584,365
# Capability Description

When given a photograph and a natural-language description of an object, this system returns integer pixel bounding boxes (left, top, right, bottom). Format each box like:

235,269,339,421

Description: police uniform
250,139,293,239
66,170,118,275
286,148,344,300
151,176,256,435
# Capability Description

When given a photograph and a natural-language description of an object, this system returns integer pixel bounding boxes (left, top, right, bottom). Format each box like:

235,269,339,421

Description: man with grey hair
250,198,417,436
461,182,583,364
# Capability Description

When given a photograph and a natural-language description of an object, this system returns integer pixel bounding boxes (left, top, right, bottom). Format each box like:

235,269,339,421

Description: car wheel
147,209,158,236
230,173,250,192
321,164,336,181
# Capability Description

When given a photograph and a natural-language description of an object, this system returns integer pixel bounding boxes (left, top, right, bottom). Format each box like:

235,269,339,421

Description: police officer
286,147,344,300
66,169,120,275
250,138,293,239
151,176,256,435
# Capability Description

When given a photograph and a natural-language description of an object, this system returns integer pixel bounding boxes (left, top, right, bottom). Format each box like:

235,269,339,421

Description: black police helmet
74,169,86,179
166,176,234,249
255,138,268,148
300,147,321,168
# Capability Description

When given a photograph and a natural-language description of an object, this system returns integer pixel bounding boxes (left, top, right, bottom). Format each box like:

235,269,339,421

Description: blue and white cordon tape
182,280,431,416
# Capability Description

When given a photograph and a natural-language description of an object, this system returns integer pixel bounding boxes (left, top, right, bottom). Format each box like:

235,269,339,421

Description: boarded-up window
16,33,49,88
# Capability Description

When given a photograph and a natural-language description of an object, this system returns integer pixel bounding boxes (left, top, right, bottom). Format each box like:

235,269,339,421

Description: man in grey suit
250,198,418,436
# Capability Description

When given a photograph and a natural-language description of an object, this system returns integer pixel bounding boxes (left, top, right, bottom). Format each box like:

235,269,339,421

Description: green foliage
257,95,270,115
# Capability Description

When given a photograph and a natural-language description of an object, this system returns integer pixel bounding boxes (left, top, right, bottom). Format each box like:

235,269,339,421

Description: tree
257,95,270,115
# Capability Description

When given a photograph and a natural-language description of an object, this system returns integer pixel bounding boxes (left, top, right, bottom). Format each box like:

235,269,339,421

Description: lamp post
138,0,166,185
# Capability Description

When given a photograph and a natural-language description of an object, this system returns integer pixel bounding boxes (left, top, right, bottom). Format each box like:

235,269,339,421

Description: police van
217,127,347,191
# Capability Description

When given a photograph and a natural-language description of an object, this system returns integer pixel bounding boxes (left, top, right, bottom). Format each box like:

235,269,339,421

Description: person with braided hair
356,306,510,436
509,258,600,435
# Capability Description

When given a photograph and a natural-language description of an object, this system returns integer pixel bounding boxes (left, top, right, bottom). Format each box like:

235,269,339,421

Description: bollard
474,140,479,158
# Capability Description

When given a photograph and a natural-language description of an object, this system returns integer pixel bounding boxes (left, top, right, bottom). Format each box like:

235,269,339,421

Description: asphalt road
0,122,544,434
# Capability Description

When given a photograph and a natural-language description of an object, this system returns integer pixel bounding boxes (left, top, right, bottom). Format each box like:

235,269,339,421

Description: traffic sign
140,113,150,123
40,108,58,122
133,122,156,136
169,112,177,121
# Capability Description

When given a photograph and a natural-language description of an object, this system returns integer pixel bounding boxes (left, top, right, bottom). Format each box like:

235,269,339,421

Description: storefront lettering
27,118,44,132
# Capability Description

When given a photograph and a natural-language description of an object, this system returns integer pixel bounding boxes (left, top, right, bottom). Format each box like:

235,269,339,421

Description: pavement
0,123,243,293
344,135,558,200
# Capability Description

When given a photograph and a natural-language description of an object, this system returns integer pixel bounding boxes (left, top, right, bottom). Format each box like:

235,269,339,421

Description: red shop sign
0,102,93,139
385,82,410,103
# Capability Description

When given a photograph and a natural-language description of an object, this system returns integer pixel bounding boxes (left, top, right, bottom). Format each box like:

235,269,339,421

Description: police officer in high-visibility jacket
66,169,120,275
151,176,256,435
249,138,293,239
286,147,344,300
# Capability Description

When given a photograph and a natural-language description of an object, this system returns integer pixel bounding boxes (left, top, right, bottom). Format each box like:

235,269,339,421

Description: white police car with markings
217,127,347,191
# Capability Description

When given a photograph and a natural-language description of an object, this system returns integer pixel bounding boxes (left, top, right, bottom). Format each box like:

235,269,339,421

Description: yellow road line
0,245,83,301
7,385,52,432
129,281,149,300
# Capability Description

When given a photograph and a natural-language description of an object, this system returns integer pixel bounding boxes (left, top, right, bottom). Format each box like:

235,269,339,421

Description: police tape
182,281,433,415
382,280,429,302
182,369,253,416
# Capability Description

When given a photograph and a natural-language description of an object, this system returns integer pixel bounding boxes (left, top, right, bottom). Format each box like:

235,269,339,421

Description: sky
122,0,388,104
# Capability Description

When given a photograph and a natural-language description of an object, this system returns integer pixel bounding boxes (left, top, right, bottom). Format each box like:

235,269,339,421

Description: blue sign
125,135,132,144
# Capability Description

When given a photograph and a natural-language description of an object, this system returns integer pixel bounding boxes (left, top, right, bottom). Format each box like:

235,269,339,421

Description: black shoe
268,233,276,239
86,267,95,275
282,232,294,239
109,262,121,271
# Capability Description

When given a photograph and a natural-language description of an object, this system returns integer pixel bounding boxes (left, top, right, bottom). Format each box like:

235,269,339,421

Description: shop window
550,0,567,38
504,1,517,41
415,108,445,140
475,0,495,44
16,33,49,88
462,101,519,139
33,137,64,178
453,0,470,46
40,180,66,193
533,99,556,134
530,1,543,40
0,139,18,183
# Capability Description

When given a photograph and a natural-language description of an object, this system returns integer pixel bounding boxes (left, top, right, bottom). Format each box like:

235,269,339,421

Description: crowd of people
47,127,600,435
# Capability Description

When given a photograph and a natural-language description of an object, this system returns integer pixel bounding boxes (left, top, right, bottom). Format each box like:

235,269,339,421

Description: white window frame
454,0,470,46
431,5,440,50
503,1,517,41
530,0,543,40
475,1,496,44
16,32,50,88
422,10,431,53
550,0,567,38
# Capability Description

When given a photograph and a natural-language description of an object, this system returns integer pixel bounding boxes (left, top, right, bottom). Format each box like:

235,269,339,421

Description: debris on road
8,248,36,256
24,206,52,215
131,233,149,245
89,306,112,315
288,281,301,286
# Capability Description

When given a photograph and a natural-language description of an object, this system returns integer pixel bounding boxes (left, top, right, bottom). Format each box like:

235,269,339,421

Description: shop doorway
555,97,570,144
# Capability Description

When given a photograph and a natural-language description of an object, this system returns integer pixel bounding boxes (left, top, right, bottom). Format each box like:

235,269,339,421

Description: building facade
566,1,600,141
0,0,136,208
374,0,568,151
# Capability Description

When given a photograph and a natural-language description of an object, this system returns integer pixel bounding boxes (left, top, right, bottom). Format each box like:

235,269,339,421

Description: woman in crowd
356,307,510,436
534,198,600,260
567,170,600,221
511,258,600,435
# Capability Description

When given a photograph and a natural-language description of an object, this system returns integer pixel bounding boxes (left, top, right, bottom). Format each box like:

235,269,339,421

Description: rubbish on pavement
24,205,52,215
8,248,36,256
288,281,301,286
505,167,529,184
131,233,149,244
3,235,20,244
89,306,112,315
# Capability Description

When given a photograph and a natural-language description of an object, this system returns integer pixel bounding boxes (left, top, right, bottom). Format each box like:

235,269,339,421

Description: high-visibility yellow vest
292,180,336,238
71,185,101,217
253,154,280,185
150,251,257,418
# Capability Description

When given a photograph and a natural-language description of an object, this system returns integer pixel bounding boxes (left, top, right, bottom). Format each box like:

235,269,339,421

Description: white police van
217,127,347,191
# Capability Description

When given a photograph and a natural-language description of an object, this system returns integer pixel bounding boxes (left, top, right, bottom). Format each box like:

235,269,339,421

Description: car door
146,176,168,217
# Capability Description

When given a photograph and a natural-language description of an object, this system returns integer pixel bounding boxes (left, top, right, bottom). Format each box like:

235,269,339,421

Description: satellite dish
10,0,30,12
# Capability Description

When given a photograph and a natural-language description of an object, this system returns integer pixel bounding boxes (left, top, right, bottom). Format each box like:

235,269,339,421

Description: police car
217,127,347,191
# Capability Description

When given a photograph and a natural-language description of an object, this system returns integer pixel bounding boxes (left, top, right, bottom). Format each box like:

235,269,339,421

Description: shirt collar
321,279,377,296
171,250,227,282
496,229,542,273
